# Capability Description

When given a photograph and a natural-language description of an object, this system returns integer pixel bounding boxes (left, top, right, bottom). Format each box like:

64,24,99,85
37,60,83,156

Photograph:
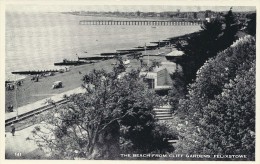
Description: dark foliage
175,35,255,160
168,71,186,110
174,9,240,85
32,65,176,159
245,13,256,36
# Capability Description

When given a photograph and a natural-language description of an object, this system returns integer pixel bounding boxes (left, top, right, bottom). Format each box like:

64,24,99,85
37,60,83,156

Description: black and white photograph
1,0,258,161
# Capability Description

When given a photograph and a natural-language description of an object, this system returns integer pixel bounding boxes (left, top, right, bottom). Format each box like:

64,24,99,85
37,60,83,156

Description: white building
140,62,180,91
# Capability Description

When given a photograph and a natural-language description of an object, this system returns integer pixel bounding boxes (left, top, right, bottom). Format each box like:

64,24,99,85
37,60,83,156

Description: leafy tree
245,13,256,36
113,56,126,74
168,71,186,110
175,17,223,85
174,35,255,160
148,60,161,71
200,63,255,159
136,11,141,17
218,8,239,51
201,19,223,38
224,8,236,29
193,12,197,19
174,8,240,85
31,68,164,159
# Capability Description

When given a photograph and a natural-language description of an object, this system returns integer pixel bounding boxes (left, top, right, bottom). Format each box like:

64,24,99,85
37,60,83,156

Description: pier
79,20,203,26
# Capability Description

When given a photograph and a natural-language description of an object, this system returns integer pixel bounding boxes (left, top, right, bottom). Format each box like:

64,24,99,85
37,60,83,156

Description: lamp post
15,76,19,121
158,40,160,55
145,43,149,66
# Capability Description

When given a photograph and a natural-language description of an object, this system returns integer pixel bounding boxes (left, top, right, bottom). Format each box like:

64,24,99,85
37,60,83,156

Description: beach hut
140,66,172,91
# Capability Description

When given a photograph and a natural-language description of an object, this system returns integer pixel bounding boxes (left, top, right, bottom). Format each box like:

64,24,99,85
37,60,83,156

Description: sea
5,12,201,81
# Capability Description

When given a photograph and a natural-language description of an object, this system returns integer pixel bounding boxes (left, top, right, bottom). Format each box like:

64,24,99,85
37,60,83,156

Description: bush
175,35,255,160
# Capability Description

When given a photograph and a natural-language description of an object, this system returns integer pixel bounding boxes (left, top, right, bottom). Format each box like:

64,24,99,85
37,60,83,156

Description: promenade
5,87,85,121
5,124,46,159
5,86,87,159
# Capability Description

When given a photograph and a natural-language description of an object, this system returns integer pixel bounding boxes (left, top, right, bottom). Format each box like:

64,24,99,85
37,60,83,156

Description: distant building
197,11,206,20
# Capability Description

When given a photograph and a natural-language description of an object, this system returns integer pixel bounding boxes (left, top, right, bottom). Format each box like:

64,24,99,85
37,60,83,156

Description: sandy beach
5,47,172,112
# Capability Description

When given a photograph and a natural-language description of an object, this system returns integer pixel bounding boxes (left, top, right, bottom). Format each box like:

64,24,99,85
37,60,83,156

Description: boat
54,59,91,66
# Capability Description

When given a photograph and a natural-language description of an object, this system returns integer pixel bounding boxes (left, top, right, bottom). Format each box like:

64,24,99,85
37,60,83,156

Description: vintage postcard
1,0,259,163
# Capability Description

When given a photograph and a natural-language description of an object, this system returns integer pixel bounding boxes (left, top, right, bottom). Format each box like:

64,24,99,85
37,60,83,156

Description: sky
5,5,256,13
4,0,256,13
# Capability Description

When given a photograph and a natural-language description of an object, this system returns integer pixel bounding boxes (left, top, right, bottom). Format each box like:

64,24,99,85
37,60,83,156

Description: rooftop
166,49,184,57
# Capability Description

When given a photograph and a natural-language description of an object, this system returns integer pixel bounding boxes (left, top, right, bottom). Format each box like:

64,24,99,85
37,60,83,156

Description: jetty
79,20,203,26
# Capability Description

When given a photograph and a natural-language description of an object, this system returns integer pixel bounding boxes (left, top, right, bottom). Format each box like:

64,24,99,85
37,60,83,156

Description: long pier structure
79,20,203,26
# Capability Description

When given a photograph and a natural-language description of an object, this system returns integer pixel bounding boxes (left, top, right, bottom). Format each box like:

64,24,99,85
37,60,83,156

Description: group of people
31,74,40,82
5,80,23,91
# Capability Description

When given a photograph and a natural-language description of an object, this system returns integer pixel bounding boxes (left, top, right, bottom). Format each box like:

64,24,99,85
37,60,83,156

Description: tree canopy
173,35,255,160
245,13,256,36
31,67,169,159
174,8,240,85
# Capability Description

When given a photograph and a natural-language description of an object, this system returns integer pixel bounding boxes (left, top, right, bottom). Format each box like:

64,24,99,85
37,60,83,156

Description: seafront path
5,124,47,159
5,87,85,122
5,87,86,159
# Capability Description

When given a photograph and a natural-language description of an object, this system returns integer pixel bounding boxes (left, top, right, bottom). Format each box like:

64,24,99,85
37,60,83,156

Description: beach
5,47,173,111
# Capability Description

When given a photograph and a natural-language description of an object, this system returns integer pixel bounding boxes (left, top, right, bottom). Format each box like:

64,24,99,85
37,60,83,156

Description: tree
218,8,239,51
174,8,240,86
175,17,223,85
168,71,186,110
245,13,256,36
174,35,255,160
193,12,197,19
113,56,126,74
136,11,141,17
31,68,164,159
224,7,236,29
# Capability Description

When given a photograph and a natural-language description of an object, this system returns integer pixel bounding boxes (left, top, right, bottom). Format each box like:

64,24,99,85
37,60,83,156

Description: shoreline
5,31,198,112
6,30,197,82
5,46,173,112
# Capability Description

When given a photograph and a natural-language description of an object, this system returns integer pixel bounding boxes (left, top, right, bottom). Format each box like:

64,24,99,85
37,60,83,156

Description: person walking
11,123,15,136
